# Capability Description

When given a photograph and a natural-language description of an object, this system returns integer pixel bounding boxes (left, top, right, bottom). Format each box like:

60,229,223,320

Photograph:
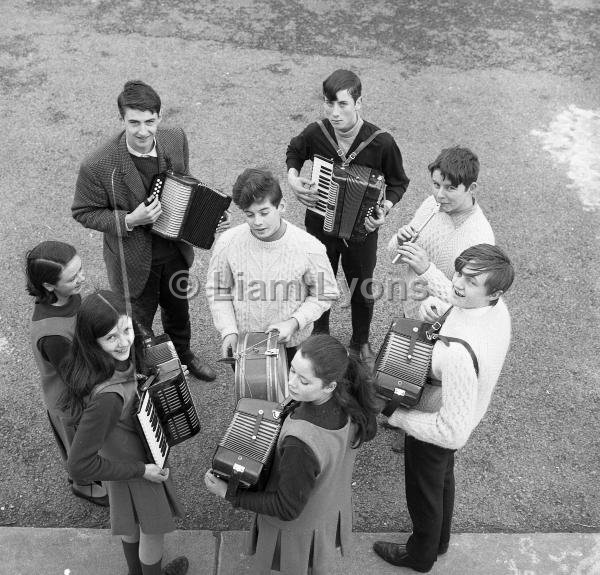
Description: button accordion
375,313,479,417
135,335,201,467
148,171,231,249
234,331,289,403
309,154,386,242
374,318,439,416
212,398,285,497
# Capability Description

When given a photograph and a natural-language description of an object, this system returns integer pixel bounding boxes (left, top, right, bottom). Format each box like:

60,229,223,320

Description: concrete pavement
2,527,599,575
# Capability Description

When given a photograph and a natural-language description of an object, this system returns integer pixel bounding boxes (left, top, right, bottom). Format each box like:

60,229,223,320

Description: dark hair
455,244,515,303
428,146,480,189
232,168,283,210
26,241,77,304
62,290,141,410
323,69,362,102
117,80,161,118
296,334,378,448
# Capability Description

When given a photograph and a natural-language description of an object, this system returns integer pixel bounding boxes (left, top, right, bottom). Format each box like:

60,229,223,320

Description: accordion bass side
149,171,231,249
135,335,201,467
310,155,386,242
212,398,284,497
374,318,436,414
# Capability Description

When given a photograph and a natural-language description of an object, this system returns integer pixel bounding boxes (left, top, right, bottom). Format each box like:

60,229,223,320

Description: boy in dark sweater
286,69,410,369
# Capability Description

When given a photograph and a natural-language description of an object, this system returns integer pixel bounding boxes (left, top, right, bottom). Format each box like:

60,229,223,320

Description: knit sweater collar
333,116,364,154
451,304,496,319
246,219,292,248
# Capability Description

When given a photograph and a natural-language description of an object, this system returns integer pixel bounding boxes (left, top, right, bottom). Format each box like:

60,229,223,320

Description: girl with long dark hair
204,333,378,575
63,290,188,575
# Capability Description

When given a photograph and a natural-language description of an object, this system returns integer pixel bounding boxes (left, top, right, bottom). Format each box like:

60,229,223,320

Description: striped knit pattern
206,221,339,348
388,300,511,450
387,194,495,319
72,127,193,298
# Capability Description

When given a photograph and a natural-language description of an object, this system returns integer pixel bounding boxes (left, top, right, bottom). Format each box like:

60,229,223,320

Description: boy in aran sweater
389,146,494,321
206,168,339,364
374,244,515,573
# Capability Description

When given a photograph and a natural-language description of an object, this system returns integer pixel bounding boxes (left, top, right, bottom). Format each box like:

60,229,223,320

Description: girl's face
288,351,336,405
44,255,85,302
97,315,134,362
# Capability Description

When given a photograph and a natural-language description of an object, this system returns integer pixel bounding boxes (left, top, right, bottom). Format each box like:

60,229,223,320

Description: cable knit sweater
387,194,494,319
387,300,511,450
206,220,339,348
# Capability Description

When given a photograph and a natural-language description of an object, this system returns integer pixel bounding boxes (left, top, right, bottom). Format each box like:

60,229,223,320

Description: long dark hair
25,241,77,304
296,334,378,448
61,290,142,410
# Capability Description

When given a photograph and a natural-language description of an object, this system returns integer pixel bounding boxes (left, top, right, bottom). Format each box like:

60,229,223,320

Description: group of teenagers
27,70,515,575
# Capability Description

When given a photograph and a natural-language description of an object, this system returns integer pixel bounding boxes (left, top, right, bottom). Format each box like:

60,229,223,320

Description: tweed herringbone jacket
72,127,194,298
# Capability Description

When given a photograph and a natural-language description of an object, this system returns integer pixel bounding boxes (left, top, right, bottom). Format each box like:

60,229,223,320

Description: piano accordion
149,171,231,249
374,318,438,415
310,154,386,242
212,398,283,497
135,335,201,467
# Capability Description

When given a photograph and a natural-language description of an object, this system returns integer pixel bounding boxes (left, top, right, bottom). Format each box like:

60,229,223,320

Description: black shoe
372,541,433,572
162,555,189,575
71,484,109,507
186,357,216,381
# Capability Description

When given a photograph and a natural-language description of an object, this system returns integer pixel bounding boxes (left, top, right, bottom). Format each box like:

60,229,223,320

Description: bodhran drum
234,331,289,403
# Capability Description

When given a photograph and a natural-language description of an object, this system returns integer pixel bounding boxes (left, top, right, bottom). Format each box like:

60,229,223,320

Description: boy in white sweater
206,168,339,364
389,146,494,321
374,244,515,573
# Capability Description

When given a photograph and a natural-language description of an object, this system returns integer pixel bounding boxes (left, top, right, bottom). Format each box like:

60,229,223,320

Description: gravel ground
0,0,599,534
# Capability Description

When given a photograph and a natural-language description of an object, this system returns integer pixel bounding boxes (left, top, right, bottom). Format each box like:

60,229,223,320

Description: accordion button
237,456,242,460
252,435,257,440
258,410,264,415
407,354,412,360
412,327,418,332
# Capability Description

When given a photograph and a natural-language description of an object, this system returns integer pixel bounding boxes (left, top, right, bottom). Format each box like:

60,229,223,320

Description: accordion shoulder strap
435,335,479,376
316,120,385,167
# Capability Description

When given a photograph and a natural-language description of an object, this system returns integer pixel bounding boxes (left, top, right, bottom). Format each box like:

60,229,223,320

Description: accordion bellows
150,171,231,249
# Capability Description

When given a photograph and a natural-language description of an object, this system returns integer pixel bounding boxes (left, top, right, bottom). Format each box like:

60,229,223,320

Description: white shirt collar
127,138,157,158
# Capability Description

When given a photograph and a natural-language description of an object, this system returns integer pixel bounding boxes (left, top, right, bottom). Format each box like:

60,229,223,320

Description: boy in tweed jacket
72,80,216,382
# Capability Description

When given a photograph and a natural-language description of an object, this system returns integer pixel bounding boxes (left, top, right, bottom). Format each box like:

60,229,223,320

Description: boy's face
431,169,475,215
323,89,362,133
450,265,500,309
243,197,284,240
122,107,161,154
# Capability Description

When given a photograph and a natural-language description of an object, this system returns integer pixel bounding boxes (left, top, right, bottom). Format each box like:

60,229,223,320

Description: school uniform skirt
107,475,183,536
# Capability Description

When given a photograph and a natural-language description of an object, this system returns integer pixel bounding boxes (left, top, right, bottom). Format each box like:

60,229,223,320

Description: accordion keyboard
137,391,170,468
309,155,334,217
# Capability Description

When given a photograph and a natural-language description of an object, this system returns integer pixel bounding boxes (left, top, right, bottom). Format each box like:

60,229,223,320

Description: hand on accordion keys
204,469,228,499
126,195,162,228
364,205,386,233
288,173,318,208
215,210,233,234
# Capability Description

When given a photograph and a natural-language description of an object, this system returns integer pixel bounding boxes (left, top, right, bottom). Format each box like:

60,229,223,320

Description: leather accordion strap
316,119,385,167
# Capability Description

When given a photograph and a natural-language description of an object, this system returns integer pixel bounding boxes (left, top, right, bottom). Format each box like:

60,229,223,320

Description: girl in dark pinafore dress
205,334,379,575
63,290,188,575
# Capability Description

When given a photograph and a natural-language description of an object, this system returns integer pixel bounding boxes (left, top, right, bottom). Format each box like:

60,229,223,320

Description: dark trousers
305,213,378,345
404,434,455,565
131,251,193,363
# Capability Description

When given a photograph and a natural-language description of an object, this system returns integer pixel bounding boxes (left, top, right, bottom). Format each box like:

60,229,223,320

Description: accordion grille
219,412,280,463
154,177,193,236
377,334,432,385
